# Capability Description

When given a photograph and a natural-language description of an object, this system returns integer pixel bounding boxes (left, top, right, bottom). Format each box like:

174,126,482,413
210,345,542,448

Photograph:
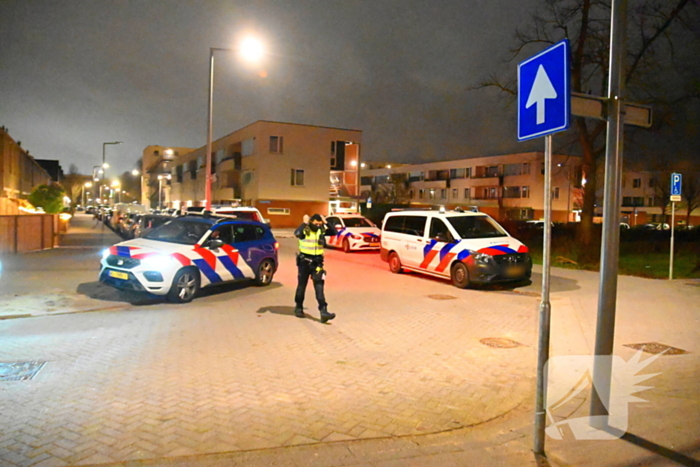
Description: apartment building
361,152,583,222
618,171,700,226
0,126,53,213
144,121,362,228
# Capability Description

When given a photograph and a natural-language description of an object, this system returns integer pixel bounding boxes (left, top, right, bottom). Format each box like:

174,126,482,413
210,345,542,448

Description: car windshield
343,217,372,228
447,216,509,239
143,219,211,245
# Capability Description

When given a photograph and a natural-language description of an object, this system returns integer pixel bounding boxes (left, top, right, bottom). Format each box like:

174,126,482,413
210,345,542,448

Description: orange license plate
109,270,129,280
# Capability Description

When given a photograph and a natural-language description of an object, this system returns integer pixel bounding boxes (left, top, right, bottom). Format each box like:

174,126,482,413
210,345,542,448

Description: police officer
294,213,338,322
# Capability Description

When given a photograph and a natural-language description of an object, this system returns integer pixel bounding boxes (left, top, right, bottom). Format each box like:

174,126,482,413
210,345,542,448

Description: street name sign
518,39,571,141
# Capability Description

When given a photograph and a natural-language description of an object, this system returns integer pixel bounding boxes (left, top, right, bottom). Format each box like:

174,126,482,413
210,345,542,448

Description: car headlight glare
101,249,111,259
140,255,175,271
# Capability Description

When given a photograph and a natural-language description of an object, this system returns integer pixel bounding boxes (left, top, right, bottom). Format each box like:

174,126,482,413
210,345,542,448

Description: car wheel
343,238,351,253
167,267,200,303
451,262,470,289
254,259,275,286
388,252,403,274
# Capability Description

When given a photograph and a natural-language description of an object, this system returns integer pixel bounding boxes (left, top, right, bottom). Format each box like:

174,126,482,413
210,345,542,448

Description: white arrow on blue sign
518,39,571,141
671,173,682,196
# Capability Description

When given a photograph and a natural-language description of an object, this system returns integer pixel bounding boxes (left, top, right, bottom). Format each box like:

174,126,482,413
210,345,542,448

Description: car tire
451,262,470,289
343,238,351,253
388,251,403,274
167,267,200,303
254,259,275,286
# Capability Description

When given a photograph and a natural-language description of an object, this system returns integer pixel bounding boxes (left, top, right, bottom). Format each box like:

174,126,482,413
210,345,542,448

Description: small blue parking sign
671,173,682,196
518,39,571,141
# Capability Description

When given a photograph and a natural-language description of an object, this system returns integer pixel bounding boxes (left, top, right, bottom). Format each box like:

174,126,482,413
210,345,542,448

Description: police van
380,208,532,288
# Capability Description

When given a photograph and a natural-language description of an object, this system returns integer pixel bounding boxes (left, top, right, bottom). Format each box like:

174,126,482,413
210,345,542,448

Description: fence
0,214,60,254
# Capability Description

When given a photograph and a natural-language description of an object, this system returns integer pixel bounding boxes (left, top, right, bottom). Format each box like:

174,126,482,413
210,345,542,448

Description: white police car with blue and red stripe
100,216,279,302
325,214,381,253
380,209,532,288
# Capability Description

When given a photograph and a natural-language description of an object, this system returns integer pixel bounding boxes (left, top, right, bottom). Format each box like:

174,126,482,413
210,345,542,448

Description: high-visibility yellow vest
298,228,324,256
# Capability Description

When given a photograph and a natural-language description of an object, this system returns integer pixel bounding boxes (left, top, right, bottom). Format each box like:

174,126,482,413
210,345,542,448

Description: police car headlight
350,233,362,240
140,255,175,271
472,251,492,263
101,249,111,260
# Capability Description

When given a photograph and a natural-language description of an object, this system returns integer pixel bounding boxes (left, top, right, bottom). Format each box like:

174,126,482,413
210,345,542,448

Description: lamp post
102,141,122,204
111,181,121,203
82,182,92,207
158,174,172,210
205,38,264,211
131,169,145,206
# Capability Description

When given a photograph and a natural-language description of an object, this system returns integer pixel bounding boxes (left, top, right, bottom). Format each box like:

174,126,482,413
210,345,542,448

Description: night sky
1,0,697,178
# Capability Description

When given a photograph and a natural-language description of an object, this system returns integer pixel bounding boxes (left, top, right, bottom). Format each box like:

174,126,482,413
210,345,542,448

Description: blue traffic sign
671,173,682,196
518,39,571,141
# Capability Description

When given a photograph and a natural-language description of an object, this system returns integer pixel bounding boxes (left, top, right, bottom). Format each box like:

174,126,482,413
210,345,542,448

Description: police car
380,208,532,288
325,214,381,252
99,216,279,303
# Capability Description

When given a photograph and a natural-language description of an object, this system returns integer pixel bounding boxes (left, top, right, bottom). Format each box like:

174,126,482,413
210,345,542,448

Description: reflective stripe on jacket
298,228,324,256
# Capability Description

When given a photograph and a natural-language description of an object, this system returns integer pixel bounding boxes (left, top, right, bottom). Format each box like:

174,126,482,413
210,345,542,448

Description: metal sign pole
590,0,628,427
534,134,553,454
670,202,675,280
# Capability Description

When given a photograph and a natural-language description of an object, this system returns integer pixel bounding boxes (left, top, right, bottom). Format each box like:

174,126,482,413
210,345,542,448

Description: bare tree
476,0,697,246
682,173,700,226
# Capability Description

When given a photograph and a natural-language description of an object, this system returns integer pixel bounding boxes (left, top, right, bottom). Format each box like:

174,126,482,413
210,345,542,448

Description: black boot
320,306,335,323
294,305,305,318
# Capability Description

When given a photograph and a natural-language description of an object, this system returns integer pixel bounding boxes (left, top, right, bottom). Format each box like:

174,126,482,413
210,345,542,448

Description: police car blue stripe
116,246,131,257
487,245,517,254
218,255,245,280
457,250,471,261
192,258,222,283
439,242,456,261
423,239,437,256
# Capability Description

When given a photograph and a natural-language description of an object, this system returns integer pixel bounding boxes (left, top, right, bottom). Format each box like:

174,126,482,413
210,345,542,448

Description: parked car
99,217,279,303
324,214,381,252
380,209,532,288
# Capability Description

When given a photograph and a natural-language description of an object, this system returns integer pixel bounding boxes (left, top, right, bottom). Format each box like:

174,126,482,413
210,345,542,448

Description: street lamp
82,182,92,207
102,142,122,204
131,169,146,206
111,180,121,203
205,37,264,210
157,174,172,210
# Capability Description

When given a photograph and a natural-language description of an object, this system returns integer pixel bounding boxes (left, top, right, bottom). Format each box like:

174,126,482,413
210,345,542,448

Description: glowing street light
205,36,265,210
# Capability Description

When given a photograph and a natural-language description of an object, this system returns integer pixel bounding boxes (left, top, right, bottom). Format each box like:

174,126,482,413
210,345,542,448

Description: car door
204,225,236,283
231,223,269,278
400,215,429,269
325,216,343,247
422,217,459,276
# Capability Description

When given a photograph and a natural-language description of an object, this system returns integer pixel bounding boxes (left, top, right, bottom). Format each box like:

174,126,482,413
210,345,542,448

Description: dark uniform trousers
295,254,327,310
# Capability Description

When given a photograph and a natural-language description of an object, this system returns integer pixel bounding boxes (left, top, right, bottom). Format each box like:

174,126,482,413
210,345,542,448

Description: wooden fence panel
0,214,58,253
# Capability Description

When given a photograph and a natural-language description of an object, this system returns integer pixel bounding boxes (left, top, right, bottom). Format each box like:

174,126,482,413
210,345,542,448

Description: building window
522,186,530,198
441,189,447,199
176,165,183,183
489,187,498,198
522,162,530,175
649,178,655,188
553,187,560,199
450,168,465,179
503,186,521,198
464,188,470,199
452,188,458,199
633,178,641,188
409,189,414,199
465,167,471,178
267,207,290,215
189,160,197,180
330,142,336,167
270,136,284,154
408,172,424,182
648,197,654,207
429,189,436,200
419,189,424,199
290,169,304,186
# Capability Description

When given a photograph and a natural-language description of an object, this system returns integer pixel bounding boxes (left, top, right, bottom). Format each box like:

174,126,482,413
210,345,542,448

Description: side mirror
208,238,224,249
